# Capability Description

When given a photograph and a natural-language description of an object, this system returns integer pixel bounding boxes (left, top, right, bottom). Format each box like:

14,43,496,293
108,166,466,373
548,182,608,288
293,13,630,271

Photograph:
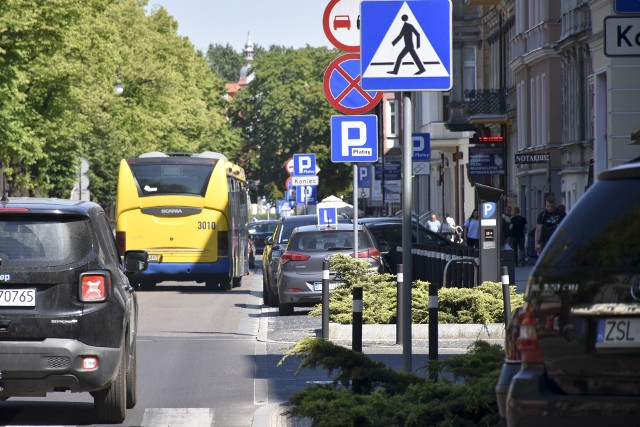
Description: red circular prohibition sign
323,53,383,115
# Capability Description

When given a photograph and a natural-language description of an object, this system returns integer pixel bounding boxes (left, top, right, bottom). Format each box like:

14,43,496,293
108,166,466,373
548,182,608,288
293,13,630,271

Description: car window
289,231,372,251
0,218,92,266
539,179,640,272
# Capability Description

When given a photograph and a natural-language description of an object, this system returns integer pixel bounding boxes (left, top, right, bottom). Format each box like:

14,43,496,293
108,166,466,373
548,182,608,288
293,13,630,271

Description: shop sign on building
469,146,505,176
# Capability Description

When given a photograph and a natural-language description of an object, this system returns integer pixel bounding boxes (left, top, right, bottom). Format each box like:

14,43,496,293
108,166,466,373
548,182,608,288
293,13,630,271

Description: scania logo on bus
141,207,202,217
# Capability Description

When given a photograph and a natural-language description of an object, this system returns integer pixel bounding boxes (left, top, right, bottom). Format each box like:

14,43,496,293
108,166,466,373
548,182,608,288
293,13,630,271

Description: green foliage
205,43,245,82
283,338,503,426
308,255,524,325
0,1,241,207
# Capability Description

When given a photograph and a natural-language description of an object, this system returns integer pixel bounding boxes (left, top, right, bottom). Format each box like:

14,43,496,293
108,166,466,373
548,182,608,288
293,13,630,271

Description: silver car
276,224,387,316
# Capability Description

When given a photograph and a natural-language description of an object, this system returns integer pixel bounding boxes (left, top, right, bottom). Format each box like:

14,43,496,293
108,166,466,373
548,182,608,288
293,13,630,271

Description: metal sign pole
353,165,358,259
401,92,413,372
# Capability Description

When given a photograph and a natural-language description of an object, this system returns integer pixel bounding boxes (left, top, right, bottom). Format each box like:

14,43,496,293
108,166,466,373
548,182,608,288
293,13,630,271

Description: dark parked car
276,223,387,316
498,161,640,426
248,219,277,256
262,214,350,307
358,217,465,273
0,198,147,424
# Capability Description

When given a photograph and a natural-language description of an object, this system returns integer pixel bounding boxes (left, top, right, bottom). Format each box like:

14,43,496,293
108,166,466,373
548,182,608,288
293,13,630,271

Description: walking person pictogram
387,14,426,75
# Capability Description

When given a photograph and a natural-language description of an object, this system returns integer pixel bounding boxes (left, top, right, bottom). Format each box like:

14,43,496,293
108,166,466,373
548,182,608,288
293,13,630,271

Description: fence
411,244,515,288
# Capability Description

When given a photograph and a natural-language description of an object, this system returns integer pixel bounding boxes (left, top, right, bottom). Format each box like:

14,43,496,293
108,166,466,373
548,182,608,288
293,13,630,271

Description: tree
205,43,244,82
229,46,353,201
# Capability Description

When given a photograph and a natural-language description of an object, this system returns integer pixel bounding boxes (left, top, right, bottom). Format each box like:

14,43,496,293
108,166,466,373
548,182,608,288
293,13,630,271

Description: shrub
282,338,503,426
308,255,524,324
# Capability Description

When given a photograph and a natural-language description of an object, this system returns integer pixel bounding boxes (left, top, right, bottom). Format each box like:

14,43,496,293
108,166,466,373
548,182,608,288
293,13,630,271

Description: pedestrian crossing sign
360,0,452,91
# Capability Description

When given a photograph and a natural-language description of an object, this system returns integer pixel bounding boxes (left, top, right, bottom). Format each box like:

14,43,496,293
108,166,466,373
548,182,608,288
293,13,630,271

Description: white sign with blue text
331,115,378,163
318,207,338,226
296,186,317,205
360,0,452,91
293,153,317,177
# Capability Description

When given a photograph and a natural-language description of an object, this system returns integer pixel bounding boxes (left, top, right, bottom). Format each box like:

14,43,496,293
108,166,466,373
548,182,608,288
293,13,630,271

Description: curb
328,322,505,341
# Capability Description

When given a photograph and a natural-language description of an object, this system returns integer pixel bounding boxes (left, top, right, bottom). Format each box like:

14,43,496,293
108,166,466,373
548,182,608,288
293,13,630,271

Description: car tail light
351,248,381,261
218,231,228,256
82,356,99,370
280,252,310,265
0,207,28,212
516,303,543,363
79,272,111,302
116,231,126,255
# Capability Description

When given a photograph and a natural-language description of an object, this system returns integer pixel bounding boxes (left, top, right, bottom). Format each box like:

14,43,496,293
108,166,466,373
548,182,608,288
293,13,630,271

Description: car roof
0,197,98,216
598,160,640,180
292,224,363,233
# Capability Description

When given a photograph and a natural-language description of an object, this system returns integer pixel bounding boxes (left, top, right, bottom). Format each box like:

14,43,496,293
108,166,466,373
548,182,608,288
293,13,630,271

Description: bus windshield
130,163,215,196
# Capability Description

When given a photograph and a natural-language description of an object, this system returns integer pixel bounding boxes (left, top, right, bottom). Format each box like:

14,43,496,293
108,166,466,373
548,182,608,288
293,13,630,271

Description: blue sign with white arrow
360,0,452,91
331,115,378,163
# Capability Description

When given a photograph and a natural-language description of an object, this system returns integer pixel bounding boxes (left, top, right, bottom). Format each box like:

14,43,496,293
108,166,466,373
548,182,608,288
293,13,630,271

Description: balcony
463,89,509,124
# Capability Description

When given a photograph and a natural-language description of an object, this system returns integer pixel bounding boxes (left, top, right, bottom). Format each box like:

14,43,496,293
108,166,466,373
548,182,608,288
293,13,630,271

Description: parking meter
475,184,503,283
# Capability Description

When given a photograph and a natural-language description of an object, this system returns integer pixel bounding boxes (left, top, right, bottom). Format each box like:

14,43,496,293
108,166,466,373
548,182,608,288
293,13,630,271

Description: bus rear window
131,164,214,196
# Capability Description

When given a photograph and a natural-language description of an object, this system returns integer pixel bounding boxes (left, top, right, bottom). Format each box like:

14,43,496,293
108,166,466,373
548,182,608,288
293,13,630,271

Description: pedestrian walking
463,209,480,249
535,196,566,254
509,207,527,266
387,14,426,75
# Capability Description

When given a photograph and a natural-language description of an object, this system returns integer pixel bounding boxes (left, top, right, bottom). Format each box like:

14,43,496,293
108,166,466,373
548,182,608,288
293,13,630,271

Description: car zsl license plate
0,289,36,307
148,254,160,262
596,318,640,348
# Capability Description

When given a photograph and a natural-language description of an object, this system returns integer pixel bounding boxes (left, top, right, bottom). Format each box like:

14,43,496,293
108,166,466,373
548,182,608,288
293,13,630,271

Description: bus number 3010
197,221,216,230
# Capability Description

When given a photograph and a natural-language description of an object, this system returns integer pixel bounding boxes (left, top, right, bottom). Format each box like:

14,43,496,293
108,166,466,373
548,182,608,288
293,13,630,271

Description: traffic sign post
323,0,363,52
360,0,452,91
324,53,383,115
331,115,378,163
293,153,317,176
318,207,339,226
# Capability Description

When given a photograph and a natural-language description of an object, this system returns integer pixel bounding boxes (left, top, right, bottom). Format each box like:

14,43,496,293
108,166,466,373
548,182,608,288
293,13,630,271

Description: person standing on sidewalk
463,209,480,249
509,207,527,266
426,212,442,233
535,196,566,254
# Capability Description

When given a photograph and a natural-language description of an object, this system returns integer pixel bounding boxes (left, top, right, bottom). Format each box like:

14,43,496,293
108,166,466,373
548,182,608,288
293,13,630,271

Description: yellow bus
115,151,249,290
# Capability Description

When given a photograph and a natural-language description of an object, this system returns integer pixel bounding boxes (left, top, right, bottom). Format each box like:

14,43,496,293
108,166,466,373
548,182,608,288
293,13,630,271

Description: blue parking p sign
318,207,338,226
293,153,316,176
296,186,317,205
331,115,378,163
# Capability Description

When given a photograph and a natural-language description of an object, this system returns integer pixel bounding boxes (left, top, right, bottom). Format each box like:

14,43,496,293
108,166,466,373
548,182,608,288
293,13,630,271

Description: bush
308,255,524,325
282,338,503,426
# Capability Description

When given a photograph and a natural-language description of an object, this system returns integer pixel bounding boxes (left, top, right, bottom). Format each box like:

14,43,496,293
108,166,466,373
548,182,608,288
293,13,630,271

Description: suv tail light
280,252,310,265
79,272,112,302
218,231,228,256
516,303,543,363
351,248,381,261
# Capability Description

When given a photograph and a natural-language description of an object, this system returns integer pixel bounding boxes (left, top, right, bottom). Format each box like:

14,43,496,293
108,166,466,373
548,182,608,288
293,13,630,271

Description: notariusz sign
515,153,550,165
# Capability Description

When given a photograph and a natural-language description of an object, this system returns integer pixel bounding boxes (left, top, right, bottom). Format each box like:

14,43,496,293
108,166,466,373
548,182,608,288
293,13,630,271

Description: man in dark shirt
509,207,527,265
535,196,566,254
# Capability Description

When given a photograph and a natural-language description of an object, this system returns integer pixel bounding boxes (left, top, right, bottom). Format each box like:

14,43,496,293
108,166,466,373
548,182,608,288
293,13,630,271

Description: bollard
428,282,439,381
501,265,511,329
352,287,363,353
322,261,330,340
396,264,403,345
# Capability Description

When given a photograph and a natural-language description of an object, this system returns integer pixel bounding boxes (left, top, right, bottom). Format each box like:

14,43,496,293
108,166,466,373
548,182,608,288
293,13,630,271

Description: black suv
261,214,350,307
498,161,640,426
0,198,147,424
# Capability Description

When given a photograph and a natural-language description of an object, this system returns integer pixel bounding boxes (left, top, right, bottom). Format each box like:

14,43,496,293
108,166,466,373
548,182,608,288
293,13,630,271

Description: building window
462,46,476,99
386,100,398,137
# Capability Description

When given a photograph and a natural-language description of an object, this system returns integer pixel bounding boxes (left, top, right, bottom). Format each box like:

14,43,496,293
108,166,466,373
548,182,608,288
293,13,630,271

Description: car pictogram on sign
334,15,351,30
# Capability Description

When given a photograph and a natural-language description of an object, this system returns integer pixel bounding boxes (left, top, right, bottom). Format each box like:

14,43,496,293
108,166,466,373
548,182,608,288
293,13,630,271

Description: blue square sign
360,0,452,91
296,186,317,205
331,115,378,163
293,153,316,176
318,207,338,226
